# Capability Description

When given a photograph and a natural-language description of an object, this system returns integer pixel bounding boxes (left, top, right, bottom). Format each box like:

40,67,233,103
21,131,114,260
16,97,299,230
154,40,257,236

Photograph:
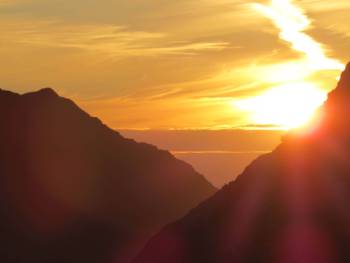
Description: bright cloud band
253,0,344,71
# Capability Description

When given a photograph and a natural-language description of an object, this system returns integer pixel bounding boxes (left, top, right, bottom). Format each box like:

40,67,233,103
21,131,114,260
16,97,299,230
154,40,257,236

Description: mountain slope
0,88,216,263
134,63,350,263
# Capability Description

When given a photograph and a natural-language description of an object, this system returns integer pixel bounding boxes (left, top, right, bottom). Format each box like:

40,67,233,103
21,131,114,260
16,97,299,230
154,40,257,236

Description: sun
235,83,327,130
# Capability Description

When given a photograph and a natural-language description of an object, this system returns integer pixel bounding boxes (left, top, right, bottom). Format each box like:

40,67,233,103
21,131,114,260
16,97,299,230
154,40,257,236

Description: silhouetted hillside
134,63,350,263
0,88,216,263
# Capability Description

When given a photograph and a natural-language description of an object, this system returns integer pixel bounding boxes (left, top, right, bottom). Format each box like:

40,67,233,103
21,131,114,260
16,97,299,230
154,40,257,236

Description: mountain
0,88,216,263
133,63,350,263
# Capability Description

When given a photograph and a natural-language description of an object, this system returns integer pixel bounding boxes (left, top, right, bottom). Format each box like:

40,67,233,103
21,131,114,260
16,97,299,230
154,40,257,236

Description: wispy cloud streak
253,0,344,70
0,20,228,57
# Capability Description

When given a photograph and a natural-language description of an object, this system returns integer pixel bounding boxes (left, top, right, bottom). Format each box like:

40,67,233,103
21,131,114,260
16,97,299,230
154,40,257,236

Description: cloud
300,0,350,12
253,0,344,70
0,20,229,57
171,150,269,155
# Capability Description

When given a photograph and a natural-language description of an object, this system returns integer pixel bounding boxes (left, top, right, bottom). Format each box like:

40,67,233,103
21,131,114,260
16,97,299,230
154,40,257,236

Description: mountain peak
0,88,216,262
32,87,58,97
335,62,350,91
0,88,19,97
322,61,350,130
0,88,59,100
133,61,350,263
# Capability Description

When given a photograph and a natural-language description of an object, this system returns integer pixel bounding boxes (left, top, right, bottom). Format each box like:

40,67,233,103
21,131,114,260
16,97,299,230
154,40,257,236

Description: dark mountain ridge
0,87,216,262
134,63,350,263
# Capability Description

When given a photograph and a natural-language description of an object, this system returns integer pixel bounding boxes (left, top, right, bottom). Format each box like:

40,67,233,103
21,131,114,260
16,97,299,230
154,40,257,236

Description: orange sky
1,0,349,130
2,0,350,186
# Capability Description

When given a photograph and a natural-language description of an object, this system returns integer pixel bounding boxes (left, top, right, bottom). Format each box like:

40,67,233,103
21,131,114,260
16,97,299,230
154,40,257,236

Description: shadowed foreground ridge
134,62,350,263
0,88,216,263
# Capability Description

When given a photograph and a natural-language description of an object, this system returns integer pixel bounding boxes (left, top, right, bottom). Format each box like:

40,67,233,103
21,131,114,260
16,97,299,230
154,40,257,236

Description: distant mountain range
0,88,216,263
133,63,350,263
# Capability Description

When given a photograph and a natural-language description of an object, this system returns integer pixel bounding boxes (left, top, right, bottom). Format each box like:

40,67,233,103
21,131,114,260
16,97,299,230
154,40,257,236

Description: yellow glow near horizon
235,83,327,129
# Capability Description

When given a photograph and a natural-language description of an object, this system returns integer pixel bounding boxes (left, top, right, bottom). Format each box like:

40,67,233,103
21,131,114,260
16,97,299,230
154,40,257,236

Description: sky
1,0,349,130
1,0,350,186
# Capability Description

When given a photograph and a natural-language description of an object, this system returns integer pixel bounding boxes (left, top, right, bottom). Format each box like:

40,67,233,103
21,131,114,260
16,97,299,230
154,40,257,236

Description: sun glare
241,0,344,131
235,83,327,130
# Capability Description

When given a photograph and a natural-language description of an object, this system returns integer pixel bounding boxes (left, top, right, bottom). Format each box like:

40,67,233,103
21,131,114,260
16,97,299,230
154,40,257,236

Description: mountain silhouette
133,63,350,263
0,88,216,263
